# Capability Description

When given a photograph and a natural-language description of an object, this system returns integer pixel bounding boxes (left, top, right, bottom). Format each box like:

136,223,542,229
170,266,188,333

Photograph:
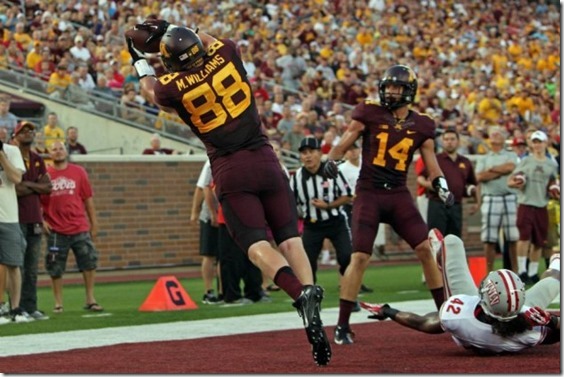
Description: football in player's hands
547,180,560,199
125,26,161,53
513,172,526,185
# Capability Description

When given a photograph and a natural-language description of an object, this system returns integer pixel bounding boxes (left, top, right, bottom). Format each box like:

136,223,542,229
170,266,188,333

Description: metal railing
0,63,309,170
0,64,206,151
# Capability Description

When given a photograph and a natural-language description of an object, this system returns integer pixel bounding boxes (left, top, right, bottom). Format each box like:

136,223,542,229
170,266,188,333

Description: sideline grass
0,260,552,336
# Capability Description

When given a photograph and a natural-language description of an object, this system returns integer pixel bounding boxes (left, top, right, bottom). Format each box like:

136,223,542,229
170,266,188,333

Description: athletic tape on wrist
134,59,156,78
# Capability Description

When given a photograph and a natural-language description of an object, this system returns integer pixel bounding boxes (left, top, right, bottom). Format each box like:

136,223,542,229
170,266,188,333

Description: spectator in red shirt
40,141,103,313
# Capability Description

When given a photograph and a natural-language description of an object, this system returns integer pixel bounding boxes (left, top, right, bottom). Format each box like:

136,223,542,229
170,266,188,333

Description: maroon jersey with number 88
153,38,266,161
352,100,436,190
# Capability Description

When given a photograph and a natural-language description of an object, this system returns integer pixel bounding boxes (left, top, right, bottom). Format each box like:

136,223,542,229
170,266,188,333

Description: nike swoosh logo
407,130,416,134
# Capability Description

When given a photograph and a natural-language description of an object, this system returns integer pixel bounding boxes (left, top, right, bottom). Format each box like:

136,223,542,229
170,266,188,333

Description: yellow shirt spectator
537,54,560,72
356,27,373,46
47,65,72,95
26,44,42,69
13,26,33,51
477,88,503,122
43,112,65,150
491,52,508,74
507,42,522,60
506,91,535,117
493,74,510,92
516,56,533,70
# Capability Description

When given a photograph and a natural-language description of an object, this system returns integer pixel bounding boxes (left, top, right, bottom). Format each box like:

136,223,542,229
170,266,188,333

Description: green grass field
0,260,554,337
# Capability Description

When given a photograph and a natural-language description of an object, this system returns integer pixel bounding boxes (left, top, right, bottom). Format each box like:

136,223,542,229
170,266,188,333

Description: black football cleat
293,285,332,366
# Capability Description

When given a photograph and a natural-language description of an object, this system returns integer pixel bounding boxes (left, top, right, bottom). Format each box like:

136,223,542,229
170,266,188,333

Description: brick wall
41,156,207,272
44,155,483,273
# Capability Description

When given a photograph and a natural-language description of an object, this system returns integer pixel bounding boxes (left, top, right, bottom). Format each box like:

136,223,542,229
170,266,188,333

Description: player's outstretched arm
393,310,444,334
361,302,444,334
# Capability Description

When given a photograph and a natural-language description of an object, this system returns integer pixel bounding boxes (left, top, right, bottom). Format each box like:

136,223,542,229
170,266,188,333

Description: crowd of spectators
0,0,560,161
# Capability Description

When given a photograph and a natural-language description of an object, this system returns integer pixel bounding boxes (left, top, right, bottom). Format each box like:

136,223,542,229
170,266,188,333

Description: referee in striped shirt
290,136,353,282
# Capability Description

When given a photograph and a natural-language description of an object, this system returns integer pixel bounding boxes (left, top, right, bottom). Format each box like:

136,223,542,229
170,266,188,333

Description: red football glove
359,302,398,320
524,306,552,327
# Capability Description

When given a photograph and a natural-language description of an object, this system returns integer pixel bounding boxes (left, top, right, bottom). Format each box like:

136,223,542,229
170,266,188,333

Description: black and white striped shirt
290,161,353,223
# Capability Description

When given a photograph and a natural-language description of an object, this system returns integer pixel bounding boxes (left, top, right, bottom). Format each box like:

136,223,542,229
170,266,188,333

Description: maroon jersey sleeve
153,38,266,160
353,101,436,189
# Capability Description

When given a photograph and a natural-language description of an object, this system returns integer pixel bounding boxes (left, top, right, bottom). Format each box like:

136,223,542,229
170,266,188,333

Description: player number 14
372,133,414,172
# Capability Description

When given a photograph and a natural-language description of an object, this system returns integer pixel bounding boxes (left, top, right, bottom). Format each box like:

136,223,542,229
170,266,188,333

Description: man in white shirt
69,35,91,63
0,141,31,323
77,64,96,92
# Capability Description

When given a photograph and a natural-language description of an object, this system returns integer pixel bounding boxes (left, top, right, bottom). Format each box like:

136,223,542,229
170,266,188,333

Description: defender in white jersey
360,230,560,355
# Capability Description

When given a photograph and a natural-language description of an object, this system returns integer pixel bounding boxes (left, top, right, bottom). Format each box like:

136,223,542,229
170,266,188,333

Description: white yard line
0,300,437,357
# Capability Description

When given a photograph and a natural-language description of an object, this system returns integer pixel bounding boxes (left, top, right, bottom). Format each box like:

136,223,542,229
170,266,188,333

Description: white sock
517,256,528,274
527,261,539,277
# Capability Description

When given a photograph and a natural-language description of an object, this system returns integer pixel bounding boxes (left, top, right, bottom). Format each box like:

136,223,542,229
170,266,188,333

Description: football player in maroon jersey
324,65,454,345
126,20,331,365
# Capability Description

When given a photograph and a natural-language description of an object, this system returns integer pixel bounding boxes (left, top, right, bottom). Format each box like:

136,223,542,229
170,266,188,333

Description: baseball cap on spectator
512,137,526,146
254,91,266,100
96,35,104,42
13,121,35,137
530,130,547,142
299,137,321,152
75,35,84,43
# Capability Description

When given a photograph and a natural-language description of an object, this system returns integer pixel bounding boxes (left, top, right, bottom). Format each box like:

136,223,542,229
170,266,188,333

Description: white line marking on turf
81,313,113,318
0,300,436,358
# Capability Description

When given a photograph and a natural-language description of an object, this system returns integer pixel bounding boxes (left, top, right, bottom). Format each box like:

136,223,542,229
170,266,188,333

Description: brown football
125,27,161,53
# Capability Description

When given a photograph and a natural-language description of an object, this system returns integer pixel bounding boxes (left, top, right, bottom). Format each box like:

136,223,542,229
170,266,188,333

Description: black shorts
199,220,218,257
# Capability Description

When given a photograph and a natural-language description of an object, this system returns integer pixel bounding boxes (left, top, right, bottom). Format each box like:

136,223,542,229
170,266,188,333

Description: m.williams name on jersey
174,41,225,92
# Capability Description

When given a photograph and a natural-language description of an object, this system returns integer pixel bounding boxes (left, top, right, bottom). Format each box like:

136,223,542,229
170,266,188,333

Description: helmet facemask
378,65,418,110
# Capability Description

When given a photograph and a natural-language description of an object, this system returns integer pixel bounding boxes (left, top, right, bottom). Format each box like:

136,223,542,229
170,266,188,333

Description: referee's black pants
426,199,463,238
302,215,352,283
218,224,263,303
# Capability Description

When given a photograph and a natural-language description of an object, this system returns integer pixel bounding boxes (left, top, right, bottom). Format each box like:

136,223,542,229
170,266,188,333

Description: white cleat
428,228,445,270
